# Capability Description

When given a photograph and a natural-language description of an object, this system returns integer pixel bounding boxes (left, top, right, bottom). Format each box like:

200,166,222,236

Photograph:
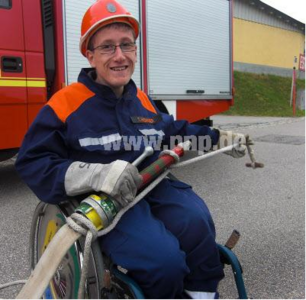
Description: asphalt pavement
0,115,304,299
175,116,305,299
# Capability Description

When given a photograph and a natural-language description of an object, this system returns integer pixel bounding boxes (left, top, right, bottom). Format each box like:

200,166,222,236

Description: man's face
86,26,137,96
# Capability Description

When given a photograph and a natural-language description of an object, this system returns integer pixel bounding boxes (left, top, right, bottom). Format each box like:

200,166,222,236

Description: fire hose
1,139,263,299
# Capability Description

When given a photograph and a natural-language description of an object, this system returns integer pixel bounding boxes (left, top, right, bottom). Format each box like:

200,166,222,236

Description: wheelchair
29,199,248,299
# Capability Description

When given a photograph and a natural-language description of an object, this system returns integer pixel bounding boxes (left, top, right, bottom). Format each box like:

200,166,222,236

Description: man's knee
158,248,189,280
176,203,216,240
141,248,189,298
190,205,215,235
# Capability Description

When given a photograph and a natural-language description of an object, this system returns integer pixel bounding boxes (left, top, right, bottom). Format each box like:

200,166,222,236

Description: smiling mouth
110,66,128,71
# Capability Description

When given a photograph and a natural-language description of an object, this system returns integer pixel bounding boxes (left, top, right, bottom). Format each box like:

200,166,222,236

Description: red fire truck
0,0,234,161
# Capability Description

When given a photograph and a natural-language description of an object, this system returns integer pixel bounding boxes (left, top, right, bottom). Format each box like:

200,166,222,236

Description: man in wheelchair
16,0,248,298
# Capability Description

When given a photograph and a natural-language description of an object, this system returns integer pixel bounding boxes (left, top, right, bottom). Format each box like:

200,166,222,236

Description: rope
66,213,98,299
0,280,27,291
172,144,239,168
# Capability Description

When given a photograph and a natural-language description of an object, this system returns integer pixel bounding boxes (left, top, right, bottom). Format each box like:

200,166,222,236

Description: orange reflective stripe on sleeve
136,88,157,114
47,83,95,123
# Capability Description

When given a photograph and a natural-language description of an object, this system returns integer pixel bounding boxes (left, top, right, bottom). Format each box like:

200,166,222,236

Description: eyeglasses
91,42,136,55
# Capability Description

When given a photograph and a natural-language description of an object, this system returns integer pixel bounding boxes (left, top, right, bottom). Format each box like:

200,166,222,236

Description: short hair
87,22,136,51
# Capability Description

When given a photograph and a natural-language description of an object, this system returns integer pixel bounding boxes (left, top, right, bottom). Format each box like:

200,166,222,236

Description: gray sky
261,0,306,23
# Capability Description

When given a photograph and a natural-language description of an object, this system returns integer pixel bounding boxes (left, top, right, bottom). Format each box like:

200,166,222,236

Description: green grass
223,71,305,117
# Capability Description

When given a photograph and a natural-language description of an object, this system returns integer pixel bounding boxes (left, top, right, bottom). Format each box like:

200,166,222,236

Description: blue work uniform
16,68,224,298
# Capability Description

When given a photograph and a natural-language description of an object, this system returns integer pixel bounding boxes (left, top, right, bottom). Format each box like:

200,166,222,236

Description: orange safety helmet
80,0,140,56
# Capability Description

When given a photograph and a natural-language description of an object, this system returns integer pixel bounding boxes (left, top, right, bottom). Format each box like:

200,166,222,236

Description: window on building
0,0,11,9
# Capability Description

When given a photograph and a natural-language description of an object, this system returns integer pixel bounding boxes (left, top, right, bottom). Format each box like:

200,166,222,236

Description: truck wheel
0,149,18,162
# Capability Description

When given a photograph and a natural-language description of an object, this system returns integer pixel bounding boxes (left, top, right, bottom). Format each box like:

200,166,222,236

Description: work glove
65,160,143,207
216,129,252,159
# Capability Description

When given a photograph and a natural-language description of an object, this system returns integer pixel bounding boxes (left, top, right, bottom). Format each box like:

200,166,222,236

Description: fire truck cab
0,0,233,161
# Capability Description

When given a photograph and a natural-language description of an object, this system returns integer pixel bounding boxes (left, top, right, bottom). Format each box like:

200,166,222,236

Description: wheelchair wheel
29,201,145,300
29,200,105,299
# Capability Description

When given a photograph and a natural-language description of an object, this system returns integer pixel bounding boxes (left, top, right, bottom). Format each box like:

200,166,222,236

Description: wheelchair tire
29,200,105,299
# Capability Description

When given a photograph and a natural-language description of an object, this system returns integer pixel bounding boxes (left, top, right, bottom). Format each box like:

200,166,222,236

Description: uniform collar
78,68,137,102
